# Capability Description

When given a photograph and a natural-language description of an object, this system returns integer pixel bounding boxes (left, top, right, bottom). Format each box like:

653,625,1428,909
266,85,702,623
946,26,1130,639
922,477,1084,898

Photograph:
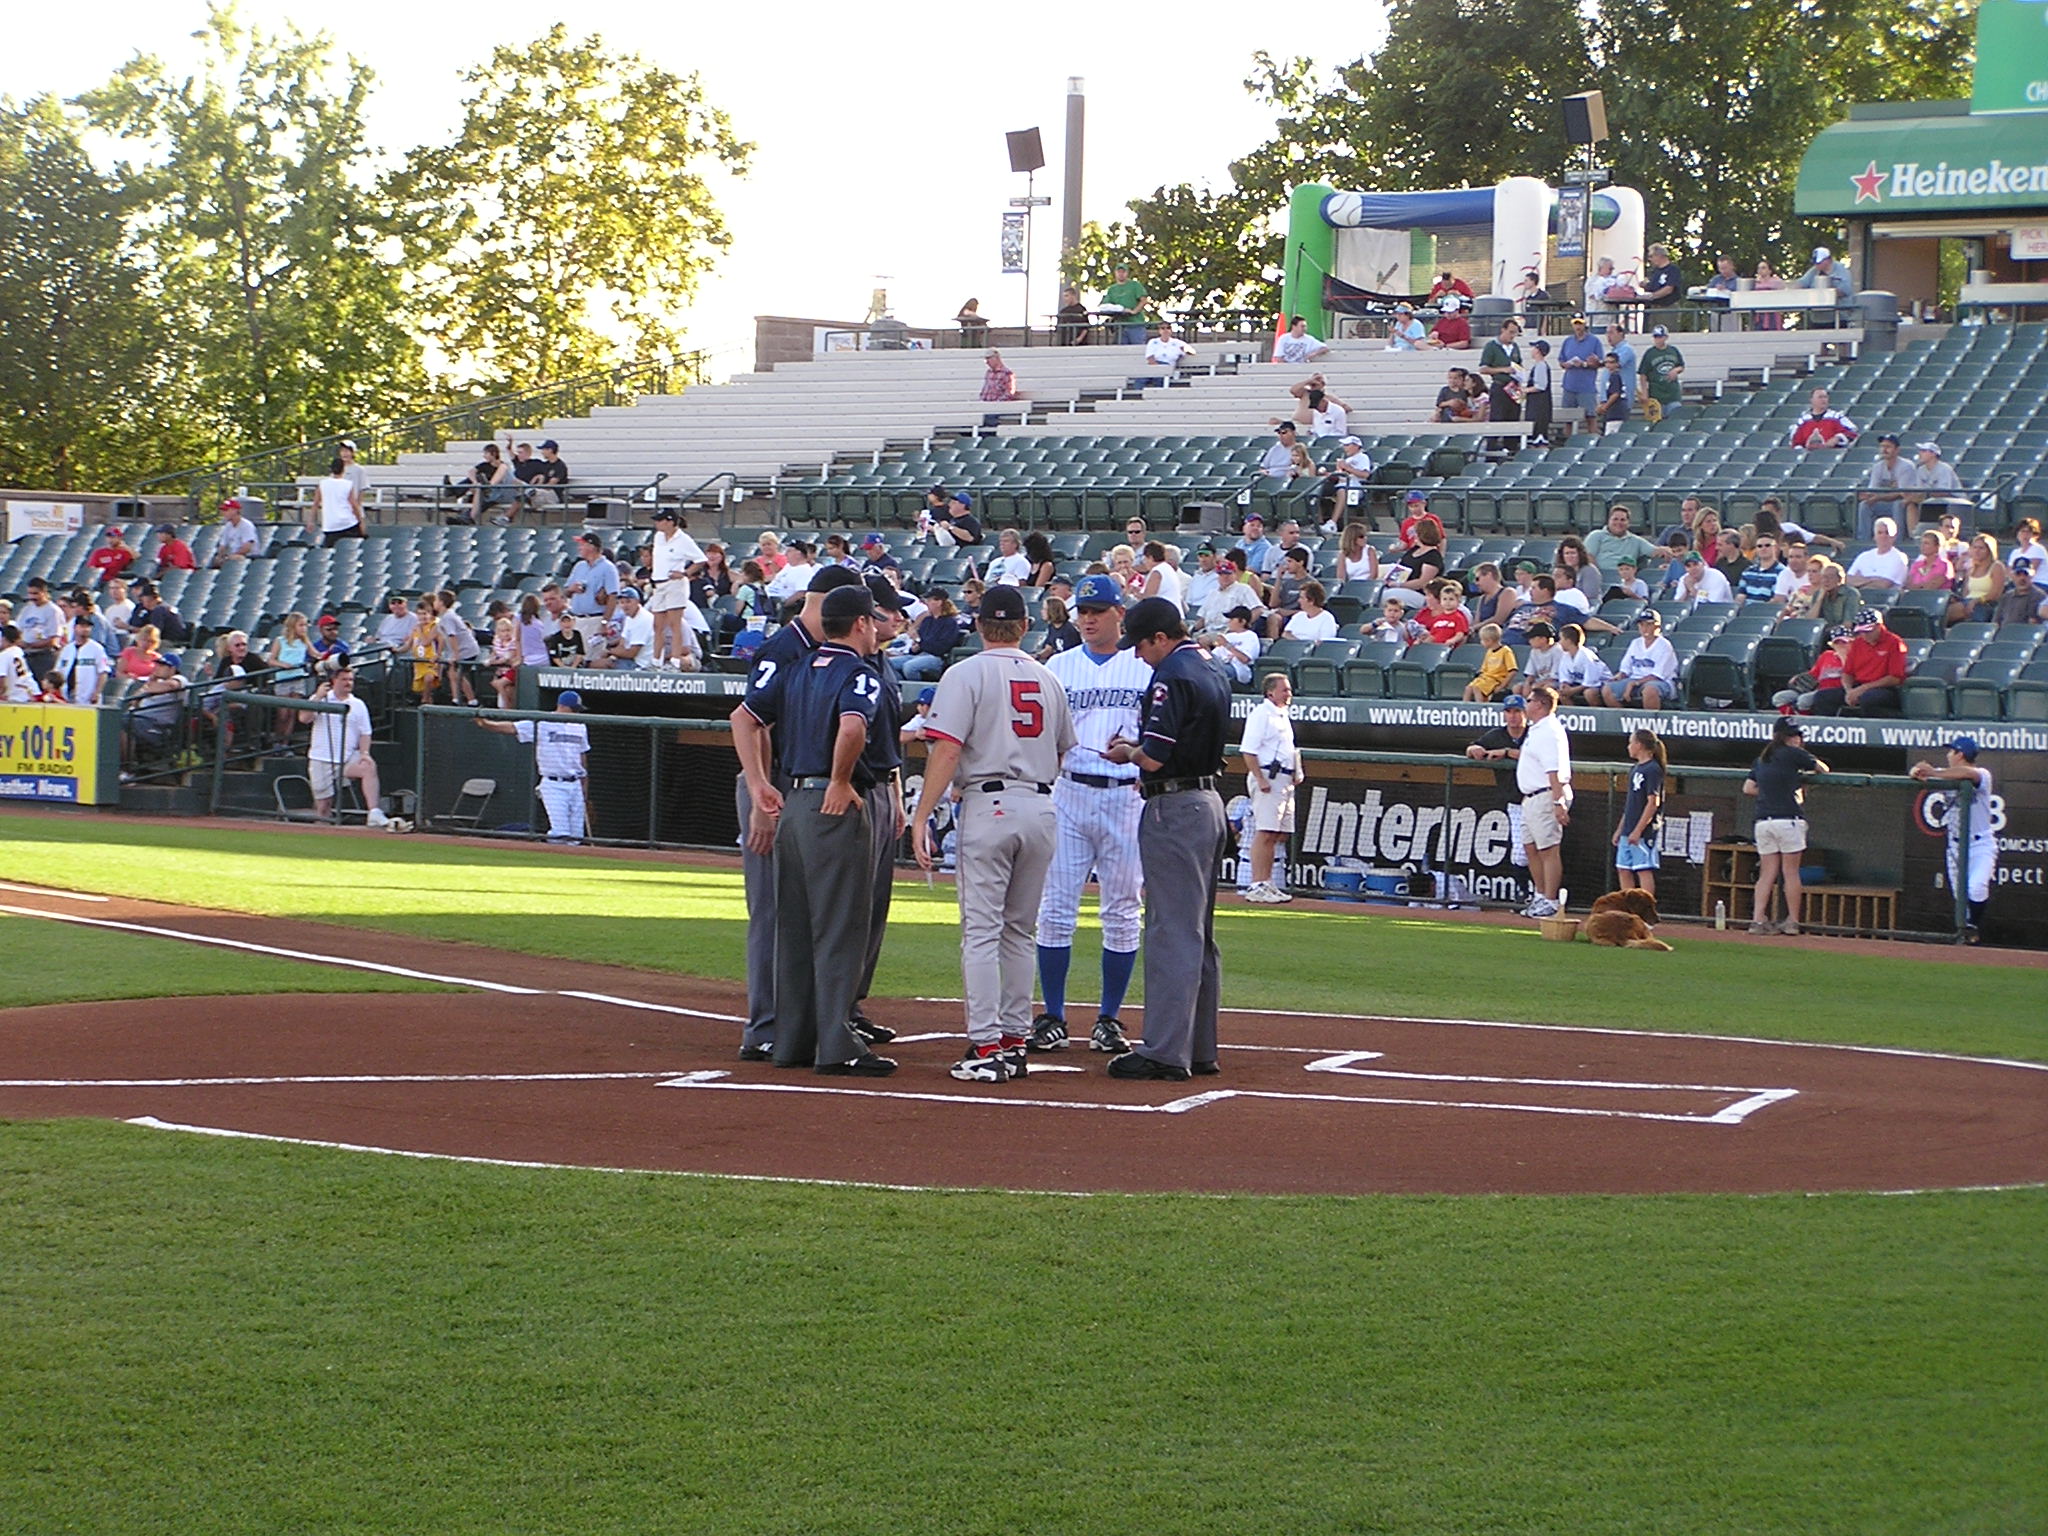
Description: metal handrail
134,354,709,514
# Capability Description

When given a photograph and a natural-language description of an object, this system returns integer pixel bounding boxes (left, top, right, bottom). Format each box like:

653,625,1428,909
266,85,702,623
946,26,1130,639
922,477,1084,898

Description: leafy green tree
1065,184,1279,313
80,5,429,456
0,97,206,491
392,26,751,390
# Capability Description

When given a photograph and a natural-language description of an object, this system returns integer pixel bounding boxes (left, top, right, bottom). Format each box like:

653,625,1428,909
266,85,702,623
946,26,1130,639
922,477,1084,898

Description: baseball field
3,811,2044,1533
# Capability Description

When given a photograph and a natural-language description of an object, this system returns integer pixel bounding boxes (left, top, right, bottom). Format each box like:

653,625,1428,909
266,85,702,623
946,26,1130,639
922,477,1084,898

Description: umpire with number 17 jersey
1102,597,1232,1081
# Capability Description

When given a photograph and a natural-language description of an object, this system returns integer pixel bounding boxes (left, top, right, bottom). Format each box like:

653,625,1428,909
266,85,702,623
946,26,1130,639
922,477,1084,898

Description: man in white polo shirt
1846,517,1910,591
299,663,384,826
1515,683,1572,919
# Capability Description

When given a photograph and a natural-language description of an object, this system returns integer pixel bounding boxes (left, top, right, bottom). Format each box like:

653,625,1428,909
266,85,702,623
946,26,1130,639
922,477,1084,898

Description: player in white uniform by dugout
911,585,1076,1083
1028,573,1149,1055
475,689,591,842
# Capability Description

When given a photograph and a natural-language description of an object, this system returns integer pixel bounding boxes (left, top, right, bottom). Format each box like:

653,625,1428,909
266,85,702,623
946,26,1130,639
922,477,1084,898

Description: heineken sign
1973,0,2048,116
1857,158,2048,203
1797,108,2048,216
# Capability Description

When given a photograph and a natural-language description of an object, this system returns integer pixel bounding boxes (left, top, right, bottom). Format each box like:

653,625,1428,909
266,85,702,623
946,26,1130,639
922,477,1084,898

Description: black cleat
849,1010,897,1046
1027,1013,1069,1052
1191,1060,1220,1076
1090,1016,1131,1054
1106,1051,1191,1082
816,1054,898,1077
738,1045,773,1062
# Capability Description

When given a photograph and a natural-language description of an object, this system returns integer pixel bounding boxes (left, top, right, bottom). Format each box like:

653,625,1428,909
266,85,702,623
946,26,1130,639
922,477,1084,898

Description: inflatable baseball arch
1281,177,1646,337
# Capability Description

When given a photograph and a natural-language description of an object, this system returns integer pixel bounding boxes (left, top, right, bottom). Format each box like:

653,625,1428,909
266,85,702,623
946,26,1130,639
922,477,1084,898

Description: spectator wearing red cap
212,500,261,567
86,525,136,587
152,524,197,574
1810,607,1907,715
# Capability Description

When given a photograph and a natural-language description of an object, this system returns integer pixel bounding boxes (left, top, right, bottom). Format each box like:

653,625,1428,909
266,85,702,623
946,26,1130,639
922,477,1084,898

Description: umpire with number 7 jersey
1101,597,1232,1082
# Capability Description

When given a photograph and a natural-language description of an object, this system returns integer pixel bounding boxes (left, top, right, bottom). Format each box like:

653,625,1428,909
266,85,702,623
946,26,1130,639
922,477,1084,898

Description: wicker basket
1538,915,1581,943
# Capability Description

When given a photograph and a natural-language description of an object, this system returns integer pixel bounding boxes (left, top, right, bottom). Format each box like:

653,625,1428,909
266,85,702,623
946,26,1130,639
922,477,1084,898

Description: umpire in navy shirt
730,563,869,1061
849,573,910,1038
1100,597,1232,1081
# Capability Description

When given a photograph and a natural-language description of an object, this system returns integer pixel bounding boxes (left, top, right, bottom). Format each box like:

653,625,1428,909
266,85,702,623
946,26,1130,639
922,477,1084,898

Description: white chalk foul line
0,881,109,902
1305,1050,1799,1124
1,1071,678,1089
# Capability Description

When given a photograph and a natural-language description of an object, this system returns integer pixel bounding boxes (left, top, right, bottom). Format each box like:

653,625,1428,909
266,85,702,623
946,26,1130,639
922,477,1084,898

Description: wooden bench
1801,885,1899,937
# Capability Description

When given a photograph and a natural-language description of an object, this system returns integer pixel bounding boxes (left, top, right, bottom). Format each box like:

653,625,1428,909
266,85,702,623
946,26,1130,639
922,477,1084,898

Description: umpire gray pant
772,787,872,1068
854,779,899,1005
1135,788,1227,1072
736,775,776,1053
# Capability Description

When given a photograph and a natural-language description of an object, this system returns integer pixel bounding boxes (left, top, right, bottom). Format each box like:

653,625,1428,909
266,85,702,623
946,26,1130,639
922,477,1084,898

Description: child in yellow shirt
1463,622,1518,701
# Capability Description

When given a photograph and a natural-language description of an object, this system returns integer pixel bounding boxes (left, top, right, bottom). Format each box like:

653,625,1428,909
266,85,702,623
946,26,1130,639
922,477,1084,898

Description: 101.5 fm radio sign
0,704,114,804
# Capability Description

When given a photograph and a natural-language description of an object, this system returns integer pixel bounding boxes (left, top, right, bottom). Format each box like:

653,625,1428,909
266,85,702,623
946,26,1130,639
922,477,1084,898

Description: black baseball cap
979,585,1027,623
862,572,906,613
652,508,678,523
807,564,864,595
820,585,875,622
1118,596,1183,649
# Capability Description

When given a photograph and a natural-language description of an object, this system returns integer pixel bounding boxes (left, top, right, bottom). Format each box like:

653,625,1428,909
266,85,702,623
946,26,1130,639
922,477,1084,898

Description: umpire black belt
1065,771,1138,790
542,774,585,782
1140,775,1220,800
964,779,1051,795
790,775,878,793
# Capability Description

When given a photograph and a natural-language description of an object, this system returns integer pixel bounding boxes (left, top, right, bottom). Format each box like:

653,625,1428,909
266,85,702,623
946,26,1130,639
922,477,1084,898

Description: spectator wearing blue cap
928,491,984,547
1466,694,1529,762
1912,737,1997,942
476,689,590,842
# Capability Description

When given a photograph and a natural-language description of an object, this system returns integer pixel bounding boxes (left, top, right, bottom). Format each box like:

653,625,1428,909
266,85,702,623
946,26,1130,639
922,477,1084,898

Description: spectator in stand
1383,516,1448,610
127,580,190,646
435,591,483,703
1846,517,1910,591
1280,374,1352,438
16,578,66,684
152,523,198,574
1260,421,1307,477
375,592,416,652
451,443,514,526
0,624,33,701
1477,316,1525,443
53,614,112,705
1516,684,1573,919
1744,718,1826,934
1553,623,1613,705
1584,505,1660,578
1184,545,1222,613
750,529,788,577
1035,596,1081,659
1199,556,1263,631
1789,558,1855,627
1788,387,1858,450
1613,728,1668,899
593,587,655,670
1136,321,1195,387
1262,546,1311,636
983,528,1031,586
1284,581,1339,643
1755,500,1844,557
979,350,1022,425
1604,609,1679,710
1640,326,1686,418
1905,530,1956,593
117,623,164,681
1427,270,1475,306
1674,549,1735,605
646,507,707,666
1465,693,1529,763
515,594,552,671
1856,434,1917,540
2009,518,2046,581
1640,245,1683,308
546,608,587,667
893,588,966,681
1055,288,1091,346
566,531,623,644
1736,533,1796,606
765,540,817,605
1275,316,1331,366
1812,607,1907,715
309,456,366,546
264,611,314,699
928,491,985,547
1772,624,1853,714
1597,350,1630,431
300,664,384,825
486,617,520,706
212,500,261,566
1554,536,1603,604
101,578,136,638
1429,295,1472,351
1462,623,1517,701
1105,544,1143,598
1583,257,1622,322
1469,562,1518,630
201,629,271,747
955,298,988,347
1367,596,1427,648
1712,528,1751,589
1794,246,1854,302
1433,367,1479,423
692,541,738,610
87,525,137,586
1906,441,1970,528
526,439,569,516
1384,303,1427,351
1994,561,2047,624
123,649,186,760
1750,258,1786,330
61,588,117,655
1948,534,2011,626
1556,315,1604,430
1419,580,1472,646
1610,557,1651,604
1200,607,1263,686
1102,264,1148,345
1520,621,1562,688
1021,532,1059,589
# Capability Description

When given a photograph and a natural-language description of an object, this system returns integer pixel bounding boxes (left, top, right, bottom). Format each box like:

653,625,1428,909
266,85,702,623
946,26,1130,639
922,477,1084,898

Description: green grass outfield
2,815,2045,1533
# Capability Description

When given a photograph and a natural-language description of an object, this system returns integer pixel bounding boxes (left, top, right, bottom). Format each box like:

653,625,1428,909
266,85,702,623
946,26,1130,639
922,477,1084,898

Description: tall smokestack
1061,77,1085,263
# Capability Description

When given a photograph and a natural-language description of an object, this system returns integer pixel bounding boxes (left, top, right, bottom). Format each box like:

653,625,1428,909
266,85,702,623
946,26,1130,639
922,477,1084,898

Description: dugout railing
412,710,1976,942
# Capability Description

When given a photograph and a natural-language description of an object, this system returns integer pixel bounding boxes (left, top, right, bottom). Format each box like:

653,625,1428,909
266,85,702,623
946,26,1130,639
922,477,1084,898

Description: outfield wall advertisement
0,704,114,805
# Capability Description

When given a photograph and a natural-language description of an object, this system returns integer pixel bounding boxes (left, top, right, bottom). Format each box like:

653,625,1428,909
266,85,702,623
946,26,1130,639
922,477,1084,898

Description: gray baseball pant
771,787,872,1068
854,779,899,1005
736,775,777,1053
1135,789,1227,1071
955,788,1058,1048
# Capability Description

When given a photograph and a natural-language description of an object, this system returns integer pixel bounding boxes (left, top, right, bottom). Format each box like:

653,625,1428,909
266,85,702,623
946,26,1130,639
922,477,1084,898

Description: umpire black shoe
1090,1016,1131,1054
1027,1013,1069,1052
1106,1051,1191,1082
1192,1060,1221,1076
817,1054,898,1077
849,1009,897,1046
738,1045,773,1062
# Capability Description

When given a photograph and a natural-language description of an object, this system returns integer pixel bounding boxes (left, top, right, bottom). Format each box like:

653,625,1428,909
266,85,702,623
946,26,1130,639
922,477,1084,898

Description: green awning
1796,106,2048,218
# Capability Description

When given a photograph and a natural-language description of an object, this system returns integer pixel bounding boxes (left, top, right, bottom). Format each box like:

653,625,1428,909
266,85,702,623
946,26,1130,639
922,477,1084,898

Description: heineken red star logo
1851,160,1888,204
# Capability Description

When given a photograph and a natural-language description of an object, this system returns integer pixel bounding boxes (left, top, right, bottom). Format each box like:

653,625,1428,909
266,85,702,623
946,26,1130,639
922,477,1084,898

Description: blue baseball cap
1073,573,1125,609
950,491,973,509
1501,694,1527,712
556,690,584,711
1949,735,1979,760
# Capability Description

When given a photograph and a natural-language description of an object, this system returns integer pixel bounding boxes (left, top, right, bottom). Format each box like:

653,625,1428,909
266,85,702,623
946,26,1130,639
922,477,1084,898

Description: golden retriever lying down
1584,888,1673,951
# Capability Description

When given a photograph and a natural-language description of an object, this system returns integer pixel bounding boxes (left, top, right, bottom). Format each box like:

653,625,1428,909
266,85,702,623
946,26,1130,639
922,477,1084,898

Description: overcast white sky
6,2,1393,377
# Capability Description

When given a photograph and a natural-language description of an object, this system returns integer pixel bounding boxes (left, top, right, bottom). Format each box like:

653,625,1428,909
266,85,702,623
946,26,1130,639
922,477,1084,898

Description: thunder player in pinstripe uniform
1028,573,1150,1055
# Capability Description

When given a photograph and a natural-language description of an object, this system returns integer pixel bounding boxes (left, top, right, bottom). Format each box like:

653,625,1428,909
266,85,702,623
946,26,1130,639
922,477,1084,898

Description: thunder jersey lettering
1044,645,1149,781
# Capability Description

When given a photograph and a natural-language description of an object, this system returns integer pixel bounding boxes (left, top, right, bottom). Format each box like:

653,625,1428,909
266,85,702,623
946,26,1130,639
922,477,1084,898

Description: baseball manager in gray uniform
1100,596,1232,1081
911,584,1076,1084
